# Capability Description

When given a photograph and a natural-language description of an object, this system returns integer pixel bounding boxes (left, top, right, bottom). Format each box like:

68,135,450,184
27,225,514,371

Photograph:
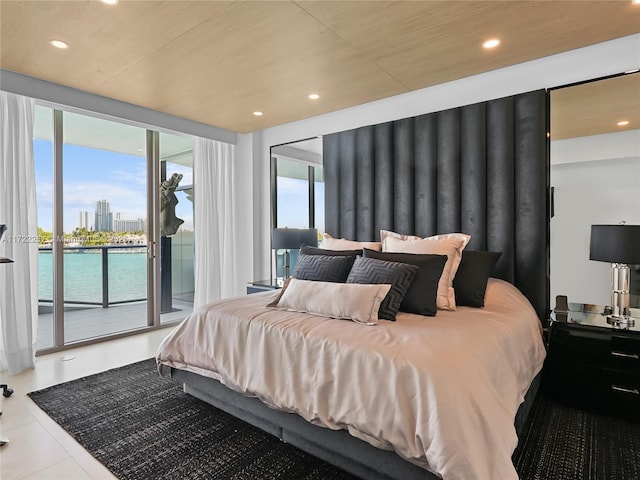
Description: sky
34,140,323,235
34,140,194,233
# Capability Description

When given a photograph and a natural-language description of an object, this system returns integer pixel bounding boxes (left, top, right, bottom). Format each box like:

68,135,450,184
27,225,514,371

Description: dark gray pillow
346,256,418,321
292,253,354,283
362,248,447,316
300,244,362,257
453,251,501,307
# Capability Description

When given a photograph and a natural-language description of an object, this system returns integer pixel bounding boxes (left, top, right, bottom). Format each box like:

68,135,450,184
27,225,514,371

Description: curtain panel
193,138,237,307
0,91,38,375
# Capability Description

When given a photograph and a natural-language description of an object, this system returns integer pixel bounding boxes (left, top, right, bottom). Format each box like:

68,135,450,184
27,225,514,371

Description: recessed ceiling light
617,120,630,126
308,94,320,100
253,111,263,117
101,0,119,4
482,38,501,49
50,40,69,49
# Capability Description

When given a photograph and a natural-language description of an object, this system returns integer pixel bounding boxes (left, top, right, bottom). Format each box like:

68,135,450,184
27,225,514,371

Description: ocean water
38,250,147,304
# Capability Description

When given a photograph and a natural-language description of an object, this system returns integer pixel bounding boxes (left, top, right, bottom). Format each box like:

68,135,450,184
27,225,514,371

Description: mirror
550,72,640,308
270,137,324,278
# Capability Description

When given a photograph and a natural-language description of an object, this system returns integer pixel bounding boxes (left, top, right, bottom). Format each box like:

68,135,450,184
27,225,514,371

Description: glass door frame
36,108,181,355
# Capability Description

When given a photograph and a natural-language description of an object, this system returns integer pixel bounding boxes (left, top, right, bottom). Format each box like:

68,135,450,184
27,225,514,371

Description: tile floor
0,327,176,480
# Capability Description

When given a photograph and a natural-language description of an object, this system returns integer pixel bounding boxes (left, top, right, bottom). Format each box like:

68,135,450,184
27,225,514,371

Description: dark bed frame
171,89,550,479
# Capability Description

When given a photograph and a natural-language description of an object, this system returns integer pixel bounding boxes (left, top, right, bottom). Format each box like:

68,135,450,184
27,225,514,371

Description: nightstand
544,303,639,421
247,279,283,295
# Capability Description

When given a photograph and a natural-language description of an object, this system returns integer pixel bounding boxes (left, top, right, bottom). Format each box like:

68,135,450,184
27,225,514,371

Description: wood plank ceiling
1,0,639,134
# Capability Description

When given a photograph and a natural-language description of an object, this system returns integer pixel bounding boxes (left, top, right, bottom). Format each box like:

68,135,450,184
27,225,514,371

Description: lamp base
606,315,635,328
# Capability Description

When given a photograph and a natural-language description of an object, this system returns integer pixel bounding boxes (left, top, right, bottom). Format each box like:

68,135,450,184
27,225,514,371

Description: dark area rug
513,392,640,480
28,359,640,480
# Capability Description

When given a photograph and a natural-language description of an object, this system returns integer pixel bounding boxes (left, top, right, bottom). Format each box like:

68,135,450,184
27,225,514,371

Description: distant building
78,210,92,230
113,218,145,233
94,199,113,232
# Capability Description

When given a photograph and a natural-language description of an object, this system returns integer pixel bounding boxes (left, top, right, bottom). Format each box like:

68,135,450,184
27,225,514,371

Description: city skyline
34,139,194,233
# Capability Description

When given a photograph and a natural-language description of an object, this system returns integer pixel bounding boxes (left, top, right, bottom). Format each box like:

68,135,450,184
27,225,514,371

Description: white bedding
156,278,546,480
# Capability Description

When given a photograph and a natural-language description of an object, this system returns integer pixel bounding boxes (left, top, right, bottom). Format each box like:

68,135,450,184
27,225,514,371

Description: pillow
300,244,362,257
346,256,419,321
268,278,390,326
362,249,447,316
381,230,471,311
292,253,355,283
321,233,381,251
453,250,502,307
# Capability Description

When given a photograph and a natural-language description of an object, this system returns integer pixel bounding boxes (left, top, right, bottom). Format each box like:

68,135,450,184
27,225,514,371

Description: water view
38,249,147,305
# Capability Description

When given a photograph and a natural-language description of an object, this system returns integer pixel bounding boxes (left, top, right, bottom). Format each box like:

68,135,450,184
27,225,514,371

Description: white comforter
157,278,546,480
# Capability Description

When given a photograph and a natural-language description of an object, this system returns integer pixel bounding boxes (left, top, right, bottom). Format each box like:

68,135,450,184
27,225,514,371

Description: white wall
245,34,640,280
551,131,640,306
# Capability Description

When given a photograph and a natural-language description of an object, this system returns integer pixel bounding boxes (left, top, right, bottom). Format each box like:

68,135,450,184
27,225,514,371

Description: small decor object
160,173,184,236
589,223,640,327
272,228,318,279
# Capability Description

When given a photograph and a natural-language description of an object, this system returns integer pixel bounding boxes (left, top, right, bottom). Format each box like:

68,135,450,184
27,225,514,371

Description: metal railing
38,244,147,308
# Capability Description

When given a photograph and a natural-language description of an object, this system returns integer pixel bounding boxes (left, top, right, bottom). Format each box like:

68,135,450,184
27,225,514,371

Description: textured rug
28,359,640,480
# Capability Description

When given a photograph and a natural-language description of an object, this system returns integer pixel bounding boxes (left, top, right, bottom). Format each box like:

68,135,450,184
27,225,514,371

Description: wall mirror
550,72,640,308
270,137,324,278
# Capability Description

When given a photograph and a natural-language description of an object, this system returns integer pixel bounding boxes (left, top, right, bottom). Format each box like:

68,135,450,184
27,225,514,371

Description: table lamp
272,228,318,278
589,223,640,327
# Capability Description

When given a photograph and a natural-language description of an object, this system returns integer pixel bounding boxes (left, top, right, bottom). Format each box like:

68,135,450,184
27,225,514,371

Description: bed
157,276,545,480
157,89,549,480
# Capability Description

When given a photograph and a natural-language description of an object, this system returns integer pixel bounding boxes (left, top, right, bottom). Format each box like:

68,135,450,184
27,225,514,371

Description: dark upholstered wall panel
323,90,549,320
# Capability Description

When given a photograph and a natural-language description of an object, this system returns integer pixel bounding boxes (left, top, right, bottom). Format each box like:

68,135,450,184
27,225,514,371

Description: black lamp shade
272,228,318,250
590,224,640,265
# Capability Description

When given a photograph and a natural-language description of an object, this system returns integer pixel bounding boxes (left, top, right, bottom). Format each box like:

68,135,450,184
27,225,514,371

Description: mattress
157,278,546,480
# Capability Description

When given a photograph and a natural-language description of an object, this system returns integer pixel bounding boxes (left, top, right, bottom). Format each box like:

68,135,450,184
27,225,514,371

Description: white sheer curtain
0,91,38,375
193,137,237,307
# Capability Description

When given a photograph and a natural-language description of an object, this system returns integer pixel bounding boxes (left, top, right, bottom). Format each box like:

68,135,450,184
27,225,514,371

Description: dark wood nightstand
544,304,640,421
247,279,283,295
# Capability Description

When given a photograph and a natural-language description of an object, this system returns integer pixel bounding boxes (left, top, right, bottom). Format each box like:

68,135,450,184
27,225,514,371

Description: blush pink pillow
321,233,381,251
381,230,471,310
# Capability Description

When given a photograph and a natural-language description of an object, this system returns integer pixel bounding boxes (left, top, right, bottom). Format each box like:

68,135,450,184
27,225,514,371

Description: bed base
171,368,541,480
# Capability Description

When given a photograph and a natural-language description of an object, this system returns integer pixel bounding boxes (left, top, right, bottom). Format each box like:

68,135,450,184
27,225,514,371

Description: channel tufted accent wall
323,90,549,320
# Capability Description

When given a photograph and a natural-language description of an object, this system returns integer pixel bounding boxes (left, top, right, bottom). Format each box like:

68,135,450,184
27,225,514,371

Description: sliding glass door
33,106,193,351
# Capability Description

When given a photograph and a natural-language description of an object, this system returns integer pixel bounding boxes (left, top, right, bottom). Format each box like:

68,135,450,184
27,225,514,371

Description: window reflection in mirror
550,72,640,308
270,137,323,278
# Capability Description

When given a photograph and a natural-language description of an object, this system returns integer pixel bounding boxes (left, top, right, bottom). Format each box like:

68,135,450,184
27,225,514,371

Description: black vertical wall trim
323,89,549,320
414,114,438,237
356,127,375,241
374,122,394,239
394,118,415,235
338,131,357,240
514,91,548,320
460,103,487,250
486,97,515,283
436,109,461,234
323,135,340,237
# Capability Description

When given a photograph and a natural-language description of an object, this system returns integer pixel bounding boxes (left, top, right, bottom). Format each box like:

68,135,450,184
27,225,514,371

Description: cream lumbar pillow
321,233,382,251
380,230,471,311
269,278,390,325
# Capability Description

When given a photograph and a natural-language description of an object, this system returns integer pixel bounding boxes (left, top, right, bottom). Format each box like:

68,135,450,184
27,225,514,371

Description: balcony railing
38,244,147,308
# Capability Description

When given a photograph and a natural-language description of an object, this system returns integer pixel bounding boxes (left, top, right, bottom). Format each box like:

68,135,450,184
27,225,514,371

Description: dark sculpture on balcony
160,173,184,236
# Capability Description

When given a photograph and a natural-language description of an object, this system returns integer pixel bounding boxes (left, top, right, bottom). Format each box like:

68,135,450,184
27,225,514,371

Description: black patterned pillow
346,256,418,321
292,253,354,283
362,248,447,316
300,244,362,258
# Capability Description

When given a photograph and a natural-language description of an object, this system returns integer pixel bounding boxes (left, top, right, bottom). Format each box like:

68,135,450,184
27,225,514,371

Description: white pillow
321,233,381,251
269,278,390,325
381,230,471,311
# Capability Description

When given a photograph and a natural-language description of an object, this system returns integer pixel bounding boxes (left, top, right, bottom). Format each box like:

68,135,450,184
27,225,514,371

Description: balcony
37,243,193,349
